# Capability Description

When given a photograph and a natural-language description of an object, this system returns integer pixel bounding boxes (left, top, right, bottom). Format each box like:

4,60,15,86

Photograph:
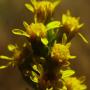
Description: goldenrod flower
61,11,88,43
62,11,83,32
63,77,87,90
0,44,21,69
25,0,61,22
51,43,76,63
27,23,47,39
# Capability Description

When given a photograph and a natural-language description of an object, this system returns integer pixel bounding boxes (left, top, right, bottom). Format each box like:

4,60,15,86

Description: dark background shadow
0,0,90,90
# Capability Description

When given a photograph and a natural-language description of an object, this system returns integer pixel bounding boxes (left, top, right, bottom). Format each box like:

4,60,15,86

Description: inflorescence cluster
0,0,88,90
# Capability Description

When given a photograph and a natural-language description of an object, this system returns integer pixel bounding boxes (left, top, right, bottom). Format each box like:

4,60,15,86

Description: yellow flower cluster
27,23,47,39
34,1,54,18
25,0,61,22
62,11,83,33
51,43,76,63
0,0,88,90
0,44,21,68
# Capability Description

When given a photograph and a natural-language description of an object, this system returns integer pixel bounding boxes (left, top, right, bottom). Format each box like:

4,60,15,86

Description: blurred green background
0,0,90,90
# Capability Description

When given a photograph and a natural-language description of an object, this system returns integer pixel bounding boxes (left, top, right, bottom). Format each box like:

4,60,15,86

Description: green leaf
23,21,29,29
46,21,61,30
0,55,13,60
47,29,57,46
62,33,67,44
8,44,16,51
41,38,48,46
12,29,30,37
78,33,88,44
25,3,34,12
61,69,75,79
0,65,8,69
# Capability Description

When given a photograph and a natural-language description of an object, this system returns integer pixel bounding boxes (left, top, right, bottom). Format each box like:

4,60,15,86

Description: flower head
25,0,61,22
27,23,47,39
51,43,76,63
60,11,88,43
0,44,22,69
62,11,83,33
63,77,87,90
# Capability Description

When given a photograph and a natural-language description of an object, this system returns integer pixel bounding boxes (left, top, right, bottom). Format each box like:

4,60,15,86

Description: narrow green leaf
0,55,13,60
62,33,67,44
12,29,30,37
41,38,48,46
25,3,34,12
78,33,88,44
61,69,75,79
23,21,29,29
46,21,61,30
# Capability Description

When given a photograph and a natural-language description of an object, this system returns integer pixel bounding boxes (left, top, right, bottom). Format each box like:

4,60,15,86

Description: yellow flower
0,44,21,69
25,0,61,22
63,77,87,90
61,11,88,43
51,43,76,63
27,23,47,39
62,10,83,32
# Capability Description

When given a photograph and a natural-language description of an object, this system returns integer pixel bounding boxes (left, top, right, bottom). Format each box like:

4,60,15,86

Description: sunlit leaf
0,55,13,60
8,44,16,51
61,69,75,79
47,30,56,46
46,21,61,30
12,29,30,37
25,3,34,12
23,21,29,29
41,38,48,45
62,33,67,44
78,33,88,44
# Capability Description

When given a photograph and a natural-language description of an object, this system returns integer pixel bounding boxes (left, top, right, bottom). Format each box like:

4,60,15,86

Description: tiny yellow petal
78,33,88,44
0,55,13,60
23,21,29,29
0,65,8,69
68,55,77,59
